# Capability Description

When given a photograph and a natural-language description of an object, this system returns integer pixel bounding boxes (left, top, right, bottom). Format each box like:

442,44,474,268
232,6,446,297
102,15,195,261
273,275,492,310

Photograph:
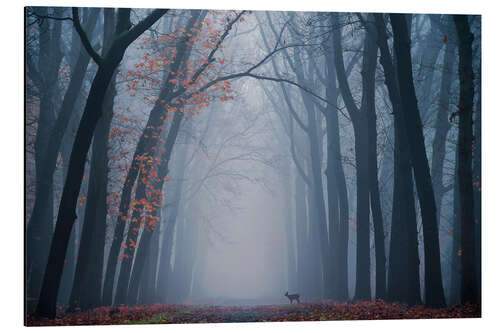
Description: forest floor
26,300,481,326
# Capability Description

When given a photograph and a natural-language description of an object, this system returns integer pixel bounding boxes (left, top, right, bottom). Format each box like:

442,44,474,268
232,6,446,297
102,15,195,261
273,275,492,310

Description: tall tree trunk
56,149,87,307
324,54,340,300
156,147,188,303
304,168,323,299
306,110,328,299
431,24,457,229
114,182,147,305
363,18,387,299
357,29,381,299
325,34,349,301
453,14,478,305
389,99,421,306
180,205,201,301
325,118,340,298
169,212,190,303
294,169,308,298
473,70,481,302
367,108,387,301
57,218,77,306
140,225,161,304
136,247,152,305
127,226,157,305
449,149,461,304
291,51,329,299
281,160,297,292
374,13,422,305
27,7,64,300
390,13,446,308
334,153,350,300
68,8,117,311
352,120,371,300
331,13,381,300
325,106,350,301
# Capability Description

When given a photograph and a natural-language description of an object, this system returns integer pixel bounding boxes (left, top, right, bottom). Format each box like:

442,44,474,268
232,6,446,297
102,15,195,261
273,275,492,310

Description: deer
284,291,300,304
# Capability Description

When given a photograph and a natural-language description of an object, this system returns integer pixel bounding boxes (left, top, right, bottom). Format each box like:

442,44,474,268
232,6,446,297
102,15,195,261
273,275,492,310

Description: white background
2,0,498,331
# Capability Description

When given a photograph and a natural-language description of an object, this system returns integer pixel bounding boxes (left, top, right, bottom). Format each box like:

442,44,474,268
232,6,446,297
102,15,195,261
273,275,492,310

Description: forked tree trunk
449,150,461,304
374,13,421,306
68,8,116,311
331,13,378,300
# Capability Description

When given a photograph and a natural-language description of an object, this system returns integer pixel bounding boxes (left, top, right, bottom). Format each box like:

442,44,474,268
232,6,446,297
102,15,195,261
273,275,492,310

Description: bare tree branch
72,7,103,66
118,9,170,48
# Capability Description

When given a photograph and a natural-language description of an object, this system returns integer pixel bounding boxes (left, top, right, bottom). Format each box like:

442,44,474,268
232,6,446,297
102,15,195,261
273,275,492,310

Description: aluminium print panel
24,6,481,326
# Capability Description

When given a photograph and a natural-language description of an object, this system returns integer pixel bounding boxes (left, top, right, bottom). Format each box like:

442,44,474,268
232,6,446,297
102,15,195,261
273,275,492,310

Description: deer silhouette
284,291,300,304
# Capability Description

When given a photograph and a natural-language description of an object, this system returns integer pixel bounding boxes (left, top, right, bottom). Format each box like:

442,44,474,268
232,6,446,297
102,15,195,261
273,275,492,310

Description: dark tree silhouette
68,8,117,311
331,12,380,301
390,13,446,308
374,13,420,305
453,14,478,305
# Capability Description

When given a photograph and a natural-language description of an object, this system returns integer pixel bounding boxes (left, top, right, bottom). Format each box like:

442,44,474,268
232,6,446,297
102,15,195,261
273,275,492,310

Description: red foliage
26,300,480,326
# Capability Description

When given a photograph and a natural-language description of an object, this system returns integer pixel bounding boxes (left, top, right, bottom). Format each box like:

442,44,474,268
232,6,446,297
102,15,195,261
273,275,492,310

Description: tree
453,14,478,305
430,17,457,229
374,13,420,305
331,13,379,300
156,144,189,303
359,14,387,300
68,8,117,311
324,57,350,301
390,13,446,308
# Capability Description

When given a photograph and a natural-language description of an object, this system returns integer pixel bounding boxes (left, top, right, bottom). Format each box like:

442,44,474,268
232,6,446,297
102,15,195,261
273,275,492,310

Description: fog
200,183,287,301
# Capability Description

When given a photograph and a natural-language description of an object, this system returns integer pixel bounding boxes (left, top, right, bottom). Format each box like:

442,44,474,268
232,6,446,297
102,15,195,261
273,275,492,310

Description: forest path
26,300,480,326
